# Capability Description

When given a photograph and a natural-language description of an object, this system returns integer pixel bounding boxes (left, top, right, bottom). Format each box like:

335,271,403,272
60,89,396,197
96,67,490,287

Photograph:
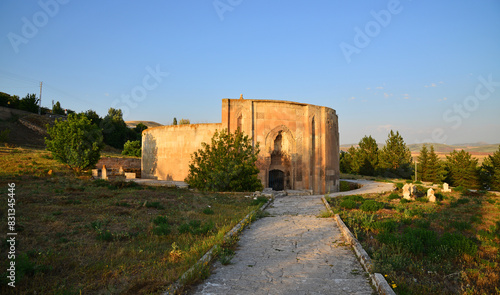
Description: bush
178,220,214,235
360,200,385,212
387,193,400,200
0,128,10,143
122,140,141,157
343,195,365,202
251,196,269,206
340,199,358,209
45,113,103,171
185,129,263,192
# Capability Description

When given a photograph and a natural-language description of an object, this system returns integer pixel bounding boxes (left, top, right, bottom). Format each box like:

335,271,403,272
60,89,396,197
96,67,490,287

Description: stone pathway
191,180,394,295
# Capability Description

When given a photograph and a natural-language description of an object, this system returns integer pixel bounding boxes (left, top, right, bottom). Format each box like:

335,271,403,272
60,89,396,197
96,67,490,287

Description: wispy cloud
424,83,437,88
375,86,384,89
383,92,393,98
438,97,448,102
403,93,410,99
349,96,356,100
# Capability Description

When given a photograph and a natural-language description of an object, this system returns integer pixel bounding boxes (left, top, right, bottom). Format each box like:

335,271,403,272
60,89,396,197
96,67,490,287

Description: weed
115,201,131,207
178,220,215,235
250,196,269,206
318,210,333,218
146,201,165,209
218,247,235,265
153,224,171,236
202,207,215,215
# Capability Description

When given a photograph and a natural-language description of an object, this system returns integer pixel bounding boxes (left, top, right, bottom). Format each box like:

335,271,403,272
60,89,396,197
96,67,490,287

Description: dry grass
0,147,262,294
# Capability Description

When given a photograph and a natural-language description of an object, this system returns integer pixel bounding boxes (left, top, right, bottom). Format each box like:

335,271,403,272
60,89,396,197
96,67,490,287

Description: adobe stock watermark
213,0,243,21
416,74,499,144
339,0,404,64
111,64,169,120
7,0,70,54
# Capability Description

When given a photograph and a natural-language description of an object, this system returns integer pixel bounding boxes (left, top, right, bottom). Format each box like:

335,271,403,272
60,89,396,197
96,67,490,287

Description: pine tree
481,145,500,190
426,145,444,183
173,117,177,125
417,144,429,181
445,150,479,189
378,130,413,178
357,135,378,176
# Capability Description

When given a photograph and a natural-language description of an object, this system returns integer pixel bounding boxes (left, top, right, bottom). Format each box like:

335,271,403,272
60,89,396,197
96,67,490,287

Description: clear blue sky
1,0,499,145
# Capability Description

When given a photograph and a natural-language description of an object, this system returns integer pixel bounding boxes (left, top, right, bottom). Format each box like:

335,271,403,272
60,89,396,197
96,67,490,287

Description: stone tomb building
141,98,340,194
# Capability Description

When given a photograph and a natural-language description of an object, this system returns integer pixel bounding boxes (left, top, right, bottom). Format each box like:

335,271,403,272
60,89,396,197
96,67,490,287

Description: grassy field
327,185,500,294
0,147,266,294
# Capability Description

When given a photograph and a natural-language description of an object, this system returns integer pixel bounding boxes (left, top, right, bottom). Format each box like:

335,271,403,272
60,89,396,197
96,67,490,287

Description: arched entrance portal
269,169,285,191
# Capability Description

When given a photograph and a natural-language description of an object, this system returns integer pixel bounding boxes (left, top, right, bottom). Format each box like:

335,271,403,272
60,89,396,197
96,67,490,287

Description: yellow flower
384,274,388,277
392,283,397,289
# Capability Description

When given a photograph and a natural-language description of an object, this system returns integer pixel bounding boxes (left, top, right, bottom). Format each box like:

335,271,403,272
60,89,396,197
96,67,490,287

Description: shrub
45,113,103,172
343,195,365,202
340,199,358,209
122,140,141,157
395,182,404,190
153,224,171,236
388,193,400,200
202,207,214,215
185,129,263,192
0,128,10,143
360,200,384,212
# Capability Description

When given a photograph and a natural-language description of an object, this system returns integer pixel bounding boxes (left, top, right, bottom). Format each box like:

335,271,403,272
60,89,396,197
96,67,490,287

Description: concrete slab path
190,180,394,295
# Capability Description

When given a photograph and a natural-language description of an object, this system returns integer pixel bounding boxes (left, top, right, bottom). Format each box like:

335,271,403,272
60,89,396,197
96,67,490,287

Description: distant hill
125,121,163,129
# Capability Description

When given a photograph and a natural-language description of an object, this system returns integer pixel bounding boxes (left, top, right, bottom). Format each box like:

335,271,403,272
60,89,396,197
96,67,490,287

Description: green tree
173,117,177,125
185,128,263,192
82,109,102,126
417,145,429,181
480,145,500,190
8,95,20,109
179,118,190,125
357,135,378,176
19,93,39,113
101,108,128,149
134,123,148,134
122,140,141,157
425,145,445,183
0,92,10,107
339,149,354,174
445,150,480,189
45,113,103,171
378,130,413,178
52,101,65,115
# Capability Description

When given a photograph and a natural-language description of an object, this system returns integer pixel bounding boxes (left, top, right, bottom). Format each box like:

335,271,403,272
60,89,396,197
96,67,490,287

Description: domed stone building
141,97,340,194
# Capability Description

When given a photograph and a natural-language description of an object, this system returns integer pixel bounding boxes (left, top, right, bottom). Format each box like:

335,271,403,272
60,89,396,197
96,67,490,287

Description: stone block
125,172,136,179
443,182,451,192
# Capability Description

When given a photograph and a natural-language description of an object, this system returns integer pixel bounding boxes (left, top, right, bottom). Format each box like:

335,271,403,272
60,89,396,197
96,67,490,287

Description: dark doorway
269,169,285,191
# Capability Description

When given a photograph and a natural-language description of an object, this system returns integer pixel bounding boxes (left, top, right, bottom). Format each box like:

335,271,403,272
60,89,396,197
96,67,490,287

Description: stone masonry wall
142,123,222,180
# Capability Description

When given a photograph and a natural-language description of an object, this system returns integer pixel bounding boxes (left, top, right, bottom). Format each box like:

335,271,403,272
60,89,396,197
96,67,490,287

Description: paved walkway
191,180,394,295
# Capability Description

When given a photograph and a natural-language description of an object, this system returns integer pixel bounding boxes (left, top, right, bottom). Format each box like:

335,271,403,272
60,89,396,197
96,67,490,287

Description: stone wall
142,123,222,180
141,99,339,194
96,157,141,170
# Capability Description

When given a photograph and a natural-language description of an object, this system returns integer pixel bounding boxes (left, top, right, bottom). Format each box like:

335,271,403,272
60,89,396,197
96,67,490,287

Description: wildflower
392,283,397,289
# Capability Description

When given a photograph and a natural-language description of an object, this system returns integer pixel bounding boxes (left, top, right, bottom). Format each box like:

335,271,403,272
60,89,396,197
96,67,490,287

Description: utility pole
38,81,42,115
415,159,417,182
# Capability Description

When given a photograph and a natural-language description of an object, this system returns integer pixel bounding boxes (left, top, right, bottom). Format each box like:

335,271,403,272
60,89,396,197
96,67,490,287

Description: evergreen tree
417,145,429,181
480,145,500,190
445,150,480,189
340,149,354,174
185,128,263,192
173,117,177,125
378,130,413,178
357,135,378,176
426,145,445,183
